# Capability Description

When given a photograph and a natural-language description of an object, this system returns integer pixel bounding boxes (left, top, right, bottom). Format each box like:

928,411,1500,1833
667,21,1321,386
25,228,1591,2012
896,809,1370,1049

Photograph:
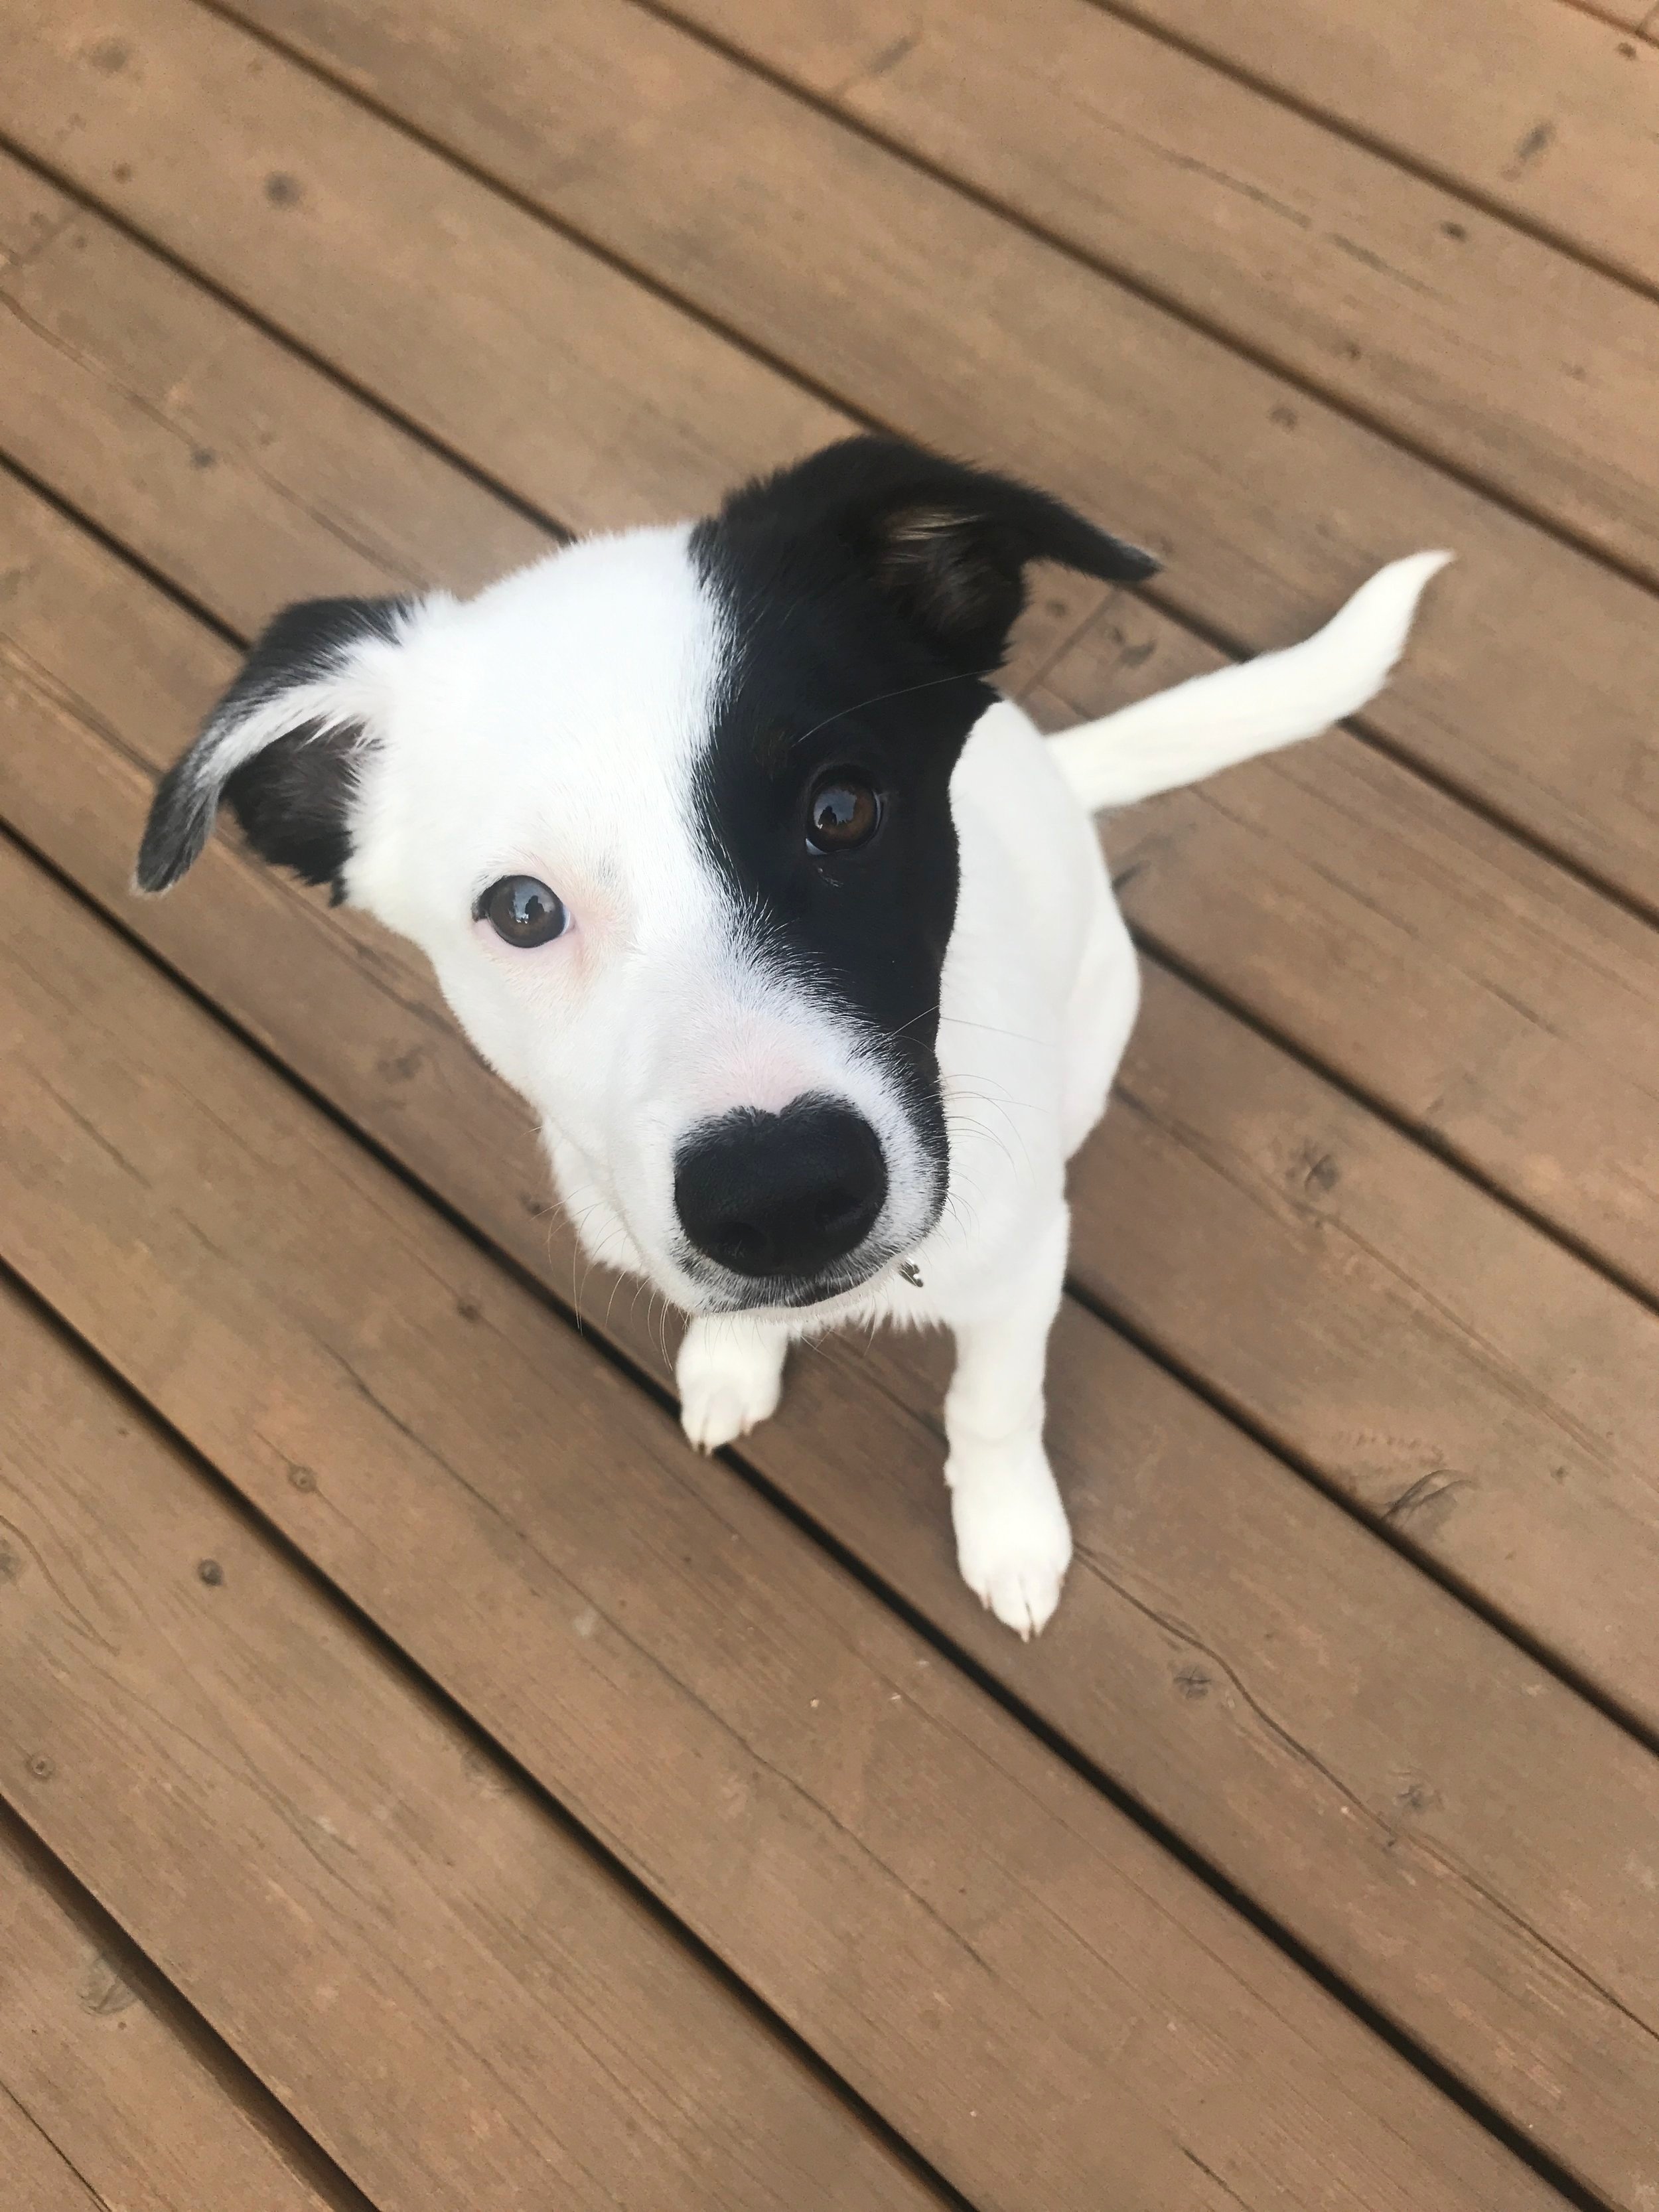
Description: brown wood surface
0,0,840,535
1029,600,1659,1305
2,2092,103,2212
4,250,1658,1730
0,1279,937,2212
0,149,1105,696
0,846,1570,2212
3,0,1658,2197
7,0,1659,911
1562,0,1650,32
3,158,1656,1327
0,154,546,610
1,469,1656,2205
0,1820,344,2212
1090,0,1659,287
660,0,1659,581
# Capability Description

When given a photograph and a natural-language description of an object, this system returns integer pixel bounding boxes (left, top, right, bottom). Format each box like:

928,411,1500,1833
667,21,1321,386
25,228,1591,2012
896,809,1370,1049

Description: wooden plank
21,0,1655,923
0,3,841,539
648,0,1659,585
0,1821,345,2212
1,2092,101,2212
0,1283,936,2212
4,235,1658,1726
1092,960,1659,1698
0,155,545,611
0,147,1099,692
1564,0,1651,30
0,859,1568,2212
0,160,1654,1318
1025,595,1659,1303
1563,0,1650,31
1080,0,1659,291
1,479,1654,2209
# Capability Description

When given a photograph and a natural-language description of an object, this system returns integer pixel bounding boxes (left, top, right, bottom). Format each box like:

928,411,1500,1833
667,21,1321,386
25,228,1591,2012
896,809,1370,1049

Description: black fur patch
136,596,409,895
689,435,1158,1222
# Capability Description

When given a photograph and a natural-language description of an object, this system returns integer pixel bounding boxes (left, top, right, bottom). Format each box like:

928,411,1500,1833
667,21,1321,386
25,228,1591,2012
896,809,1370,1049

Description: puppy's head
137,437,1155,1315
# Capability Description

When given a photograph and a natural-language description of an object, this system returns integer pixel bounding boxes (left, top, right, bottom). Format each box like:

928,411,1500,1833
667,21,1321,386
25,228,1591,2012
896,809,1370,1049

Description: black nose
674,1095,888,1281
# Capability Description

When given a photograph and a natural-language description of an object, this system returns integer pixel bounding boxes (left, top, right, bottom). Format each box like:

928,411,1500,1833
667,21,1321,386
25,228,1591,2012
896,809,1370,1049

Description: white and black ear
705,435,1159,672
135,595,413,899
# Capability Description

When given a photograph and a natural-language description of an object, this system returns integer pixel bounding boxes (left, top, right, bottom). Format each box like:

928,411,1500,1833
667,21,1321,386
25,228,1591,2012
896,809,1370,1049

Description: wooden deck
3,1,1658,2204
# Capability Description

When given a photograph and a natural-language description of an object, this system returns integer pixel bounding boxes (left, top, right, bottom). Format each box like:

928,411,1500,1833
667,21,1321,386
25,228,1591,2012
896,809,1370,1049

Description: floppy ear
135,596,413,899
712,435,1159,671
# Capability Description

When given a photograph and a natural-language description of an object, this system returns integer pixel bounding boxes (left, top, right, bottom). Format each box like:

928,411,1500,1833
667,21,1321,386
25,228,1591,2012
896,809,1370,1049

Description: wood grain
0,1281,935,2212
0,1822,343,2212
1,67,1656,1319
1096,0,1659,291
1027,596,1659,1305
0,848,1573,2209
2,2092,102,2212
82,0,1659,905
0,156,546,611
1,469,1653,2207
0,0,841,536
664,0,1659,581
1,0,1657,913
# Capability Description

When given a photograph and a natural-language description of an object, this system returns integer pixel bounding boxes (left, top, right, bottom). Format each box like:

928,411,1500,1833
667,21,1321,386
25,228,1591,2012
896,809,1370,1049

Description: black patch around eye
477,875,569,946
687,512,991,1231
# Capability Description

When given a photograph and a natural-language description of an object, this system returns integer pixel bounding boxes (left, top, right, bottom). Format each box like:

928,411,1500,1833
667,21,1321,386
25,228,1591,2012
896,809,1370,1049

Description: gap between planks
20,0,1653,929
1,504,1656,2206
0,35,1654,2194
0,1797,374,2212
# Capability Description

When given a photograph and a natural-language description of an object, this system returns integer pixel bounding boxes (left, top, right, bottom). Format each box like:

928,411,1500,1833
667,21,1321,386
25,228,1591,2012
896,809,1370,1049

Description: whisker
790,668,993,753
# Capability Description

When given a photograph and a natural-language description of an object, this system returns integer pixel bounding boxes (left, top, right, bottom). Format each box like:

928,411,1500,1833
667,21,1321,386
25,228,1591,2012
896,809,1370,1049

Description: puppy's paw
948,1443,1072,1639
676,1318,787,1454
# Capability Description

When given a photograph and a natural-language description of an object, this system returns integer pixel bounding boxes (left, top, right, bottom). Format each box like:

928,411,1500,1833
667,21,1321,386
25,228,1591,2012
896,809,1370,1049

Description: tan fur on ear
871,504,1000,638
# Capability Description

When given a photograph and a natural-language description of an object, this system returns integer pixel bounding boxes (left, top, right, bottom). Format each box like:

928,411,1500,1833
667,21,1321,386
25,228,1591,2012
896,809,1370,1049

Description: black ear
135,595,412,897
712,435,1159,671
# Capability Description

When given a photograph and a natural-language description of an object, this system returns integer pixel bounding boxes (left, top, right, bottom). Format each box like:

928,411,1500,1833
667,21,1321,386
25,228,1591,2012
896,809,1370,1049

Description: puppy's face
138,438,1153,1316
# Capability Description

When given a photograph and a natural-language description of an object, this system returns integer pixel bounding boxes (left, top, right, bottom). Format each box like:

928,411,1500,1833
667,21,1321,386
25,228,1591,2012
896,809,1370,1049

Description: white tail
1047,550,1451,813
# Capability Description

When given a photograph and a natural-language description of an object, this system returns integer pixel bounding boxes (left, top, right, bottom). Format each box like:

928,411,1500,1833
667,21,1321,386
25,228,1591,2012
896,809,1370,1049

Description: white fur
1048,552,1451,810
664,556,1448,1635
198,534,1448,1637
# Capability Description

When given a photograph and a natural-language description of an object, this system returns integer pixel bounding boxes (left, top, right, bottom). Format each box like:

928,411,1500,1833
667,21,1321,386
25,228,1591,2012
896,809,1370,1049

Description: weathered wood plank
0,0,839,536
1,79,1656,1319
0,1822,344,2212
2,2098,102,2212
0,471,1652,2207
5,0,1659,906
0,155,545,609
1026,595,1659,1303
0,149,1103,690
1560,0,1650,32
0,1281,937,2212
0,836,1570,2202
1093,0,1659,289
643,0,1659,580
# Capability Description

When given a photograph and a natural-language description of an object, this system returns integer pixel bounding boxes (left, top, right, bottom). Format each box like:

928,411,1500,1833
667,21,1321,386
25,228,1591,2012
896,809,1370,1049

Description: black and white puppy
137,437,1444,1635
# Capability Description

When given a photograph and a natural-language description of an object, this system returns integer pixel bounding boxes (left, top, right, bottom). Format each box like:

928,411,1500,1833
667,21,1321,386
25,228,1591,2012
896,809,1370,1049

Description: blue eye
476,875,568,946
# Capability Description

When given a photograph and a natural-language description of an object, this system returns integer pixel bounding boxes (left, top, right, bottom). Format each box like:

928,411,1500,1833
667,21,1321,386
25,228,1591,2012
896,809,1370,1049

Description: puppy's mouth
680,1238,912,1320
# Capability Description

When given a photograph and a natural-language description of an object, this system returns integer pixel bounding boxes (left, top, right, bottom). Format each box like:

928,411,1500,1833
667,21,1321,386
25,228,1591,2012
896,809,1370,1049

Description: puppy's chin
677,1245,907,1325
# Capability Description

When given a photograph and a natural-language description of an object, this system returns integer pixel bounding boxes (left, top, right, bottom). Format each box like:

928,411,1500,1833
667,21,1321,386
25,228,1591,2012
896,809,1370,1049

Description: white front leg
676,1312,792,1453
944,1205,1073,1639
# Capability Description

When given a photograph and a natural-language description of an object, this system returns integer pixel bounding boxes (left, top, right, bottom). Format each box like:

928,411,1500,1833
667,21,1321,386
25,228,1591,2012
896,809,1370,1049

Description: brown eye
476,875,568,946
807,774,883,855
